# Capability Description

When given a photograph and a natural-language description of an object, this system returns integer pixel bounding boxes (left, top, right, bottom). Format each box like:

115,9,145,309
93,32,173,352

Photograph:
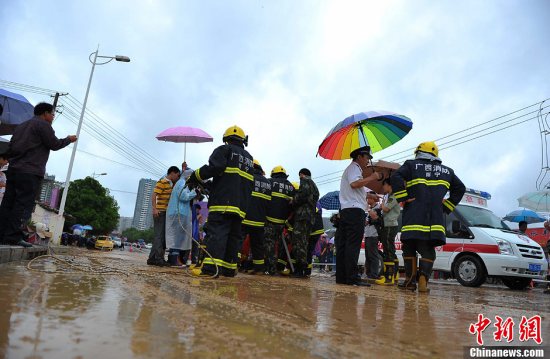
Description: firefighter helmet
291,182,299,190
253,159,261,168
271,165,287,176
223,125,248,146
415,141,439,157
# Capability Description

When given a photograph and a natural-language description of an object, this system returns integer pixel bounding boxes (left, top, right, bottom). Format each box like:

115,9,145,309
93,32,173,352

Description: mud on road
1,249,548,358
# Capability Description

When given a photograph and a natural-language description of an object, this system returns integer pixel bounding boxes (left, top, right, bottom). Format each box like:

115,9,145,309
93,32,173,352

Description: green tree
122,227,154,243
64,177,120,234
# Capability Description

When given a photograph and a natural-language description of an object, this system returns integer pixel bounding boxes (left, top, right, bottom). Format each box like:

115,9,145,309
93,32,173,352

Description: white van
359,189,548,290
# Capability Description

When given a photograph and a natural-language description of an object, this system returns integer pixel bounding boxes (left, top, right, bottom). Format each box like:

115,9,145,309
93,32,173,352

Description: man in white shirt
336,146,380,286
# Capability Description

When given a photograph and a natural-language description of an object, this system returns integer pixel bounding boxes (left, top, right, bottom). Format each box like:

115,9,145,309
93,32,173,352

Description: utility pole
51,92,68,116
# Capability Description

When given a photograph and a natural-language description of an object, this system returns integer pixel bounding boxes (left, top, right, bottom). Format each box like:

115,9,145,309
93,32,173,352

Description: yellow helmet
223,125,248,146
415,141,439,157
253,159,261,167
271,165,287,176
291,182,299,190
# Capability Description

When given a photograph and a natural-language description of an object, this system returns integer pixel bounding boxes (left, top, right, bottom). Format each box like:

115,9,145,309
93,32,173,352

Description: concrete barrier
0,245,48,264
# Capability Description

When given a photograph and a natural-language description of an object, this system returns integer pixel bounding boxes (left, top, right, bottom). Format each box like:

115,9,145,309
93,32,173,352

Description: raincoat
165,179,197,251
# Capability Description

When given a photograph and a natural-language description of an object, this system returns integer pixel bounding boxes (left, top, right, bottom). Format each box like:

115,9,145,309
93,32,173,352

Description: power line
314,98,550,182
58,102,166,175
316,109,550,187
64,94,168,171
0,79,168,176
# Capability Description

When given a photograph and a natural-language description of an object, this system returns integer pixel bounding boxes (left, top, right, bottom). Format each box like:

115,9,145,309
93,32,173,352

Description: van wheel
453,255,486,287
501,277,531,290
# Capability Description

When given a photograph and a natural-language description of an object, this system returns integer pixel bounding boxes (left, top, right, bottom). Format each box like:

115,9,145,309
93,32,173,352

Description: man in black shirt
0,103,76,247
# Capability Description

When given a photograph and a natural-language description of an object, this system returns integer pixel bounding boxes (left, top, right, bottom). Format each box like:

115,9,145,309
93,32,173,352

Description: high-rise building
38,173,64,208
117,216,134,232
132,178,156,230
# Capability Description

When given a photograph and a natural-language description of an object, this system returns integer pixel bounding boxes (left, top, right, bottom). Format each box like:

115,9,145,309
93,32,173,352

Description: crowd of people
147,125,323,279
1,102,547,294
146,125,470,293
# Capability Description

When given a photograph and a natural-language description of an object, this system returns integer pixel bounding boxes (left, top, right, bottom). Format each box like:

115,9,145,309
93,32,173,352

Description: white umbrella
518,190,550,212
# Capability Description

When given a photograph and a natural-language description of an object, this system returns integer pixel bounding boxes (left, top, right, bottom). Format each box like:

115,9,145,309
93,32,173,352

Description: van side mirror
452,220,465,233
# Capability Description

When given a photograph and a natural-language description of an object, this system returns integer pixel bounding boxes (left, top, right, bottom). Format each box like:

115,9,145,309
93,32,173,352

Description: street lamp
53,46,130,245
91,172,107,179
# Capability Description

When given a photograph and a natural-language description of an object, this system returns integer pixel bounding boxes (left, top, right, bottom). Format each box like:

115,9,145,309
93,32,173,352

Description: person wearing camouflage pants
290,168,319,278
264,222,286,274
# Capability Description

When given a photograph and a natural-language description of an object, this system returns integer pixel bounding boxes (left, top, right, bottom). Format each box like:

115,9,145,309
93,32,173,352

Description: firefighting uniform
264,174,295,274
195,143,254,277
391,155,465,283
241,168,272,272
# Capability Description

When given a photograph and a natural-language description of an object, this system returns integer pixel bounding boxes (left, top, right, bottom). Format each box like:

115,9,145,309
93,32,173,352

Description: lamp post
91,172,107,179
52,46,130,245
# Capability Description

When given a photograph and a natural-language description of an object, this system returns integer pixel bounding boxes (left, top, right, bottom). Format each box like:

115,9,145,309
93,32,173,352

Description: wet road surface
1,249,549,358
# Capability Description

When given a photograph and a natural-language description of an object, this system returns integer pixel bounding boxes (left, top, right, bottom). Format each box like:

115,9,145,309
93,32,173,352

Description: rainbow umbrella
317,111,413,160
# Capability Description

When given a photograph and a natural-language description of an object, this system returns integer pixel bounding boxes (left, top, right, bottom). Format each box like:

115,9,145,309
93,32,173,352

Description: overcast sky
1,0,549,221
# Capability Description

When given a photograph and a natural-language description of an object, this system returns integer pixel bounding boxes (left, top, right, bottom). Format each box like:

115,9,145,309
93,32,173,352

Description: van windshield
457,205,511,230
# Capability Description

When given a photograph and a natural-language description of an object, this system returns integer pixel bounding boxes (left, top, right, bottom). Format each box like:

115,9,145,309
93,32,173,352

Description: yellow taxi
95,235,114,251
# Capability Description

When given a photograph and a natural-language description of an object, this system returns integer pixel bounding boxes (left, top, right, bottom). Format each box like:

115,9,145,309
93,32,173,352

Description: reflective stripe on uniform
266,216,286,224
203,257,238,270
242,219,264,227
443,199,455,212
277,258,287,265
406,178,450,189
394,189,408,199
252,192,271,200
272,192,292,200
307,263,313,269
253,259,265,265
224,167,254,181
209,205,246,218
195,169,203,181
310,229,324,236
401,224,445,233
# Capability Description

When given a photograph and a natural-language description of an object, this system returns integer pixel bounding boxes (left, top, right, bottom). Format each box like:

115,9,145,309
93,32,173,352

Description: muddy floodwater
0,249,548,359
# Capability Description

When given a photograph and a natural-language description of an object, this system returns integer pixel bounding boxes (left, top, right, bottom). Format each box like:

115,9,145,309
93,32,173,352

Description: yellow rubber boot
375,262,395,285
417,258,434,293
398,256,417,291
393,259,400,283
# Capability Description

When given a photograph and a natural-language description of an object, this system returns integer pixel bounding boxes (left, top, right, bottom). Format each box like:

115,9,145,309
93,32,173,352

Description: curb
0,245,48,264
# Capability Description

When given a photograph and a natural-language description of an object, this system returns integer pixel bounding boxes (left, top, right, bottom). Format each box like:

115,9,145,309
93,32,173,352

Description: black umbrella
0,88,34,136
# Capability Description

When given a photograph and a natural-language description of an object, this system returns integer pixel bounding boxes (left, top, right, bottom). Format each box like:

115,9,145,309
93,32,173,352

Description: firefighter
290,168,320,278
391,141,465,293
241,159,272,274
187,125,254,278
264,166,295,275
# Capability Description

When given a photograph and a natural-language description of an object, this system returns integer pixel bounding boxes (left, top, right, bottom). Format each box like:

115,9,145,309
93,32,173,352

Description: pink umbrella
156,126,213,161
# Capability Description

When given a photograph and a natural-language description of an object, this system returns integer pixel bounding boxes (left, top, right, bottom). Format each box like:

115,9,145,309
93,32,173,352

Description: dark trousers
242,225,265,272
365,236,382,278
336,208,366,285
201,212,242,277
0,171,42,244
291,219,313,270
264,222,286,274
148,212,166,262
402,239,436,260
379,226,398,261
191,237,200,263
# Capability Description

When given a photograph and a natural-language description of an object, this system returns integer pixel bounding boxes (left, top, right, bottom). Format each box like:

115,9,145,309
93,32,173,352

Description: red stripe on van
440,243,499,254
